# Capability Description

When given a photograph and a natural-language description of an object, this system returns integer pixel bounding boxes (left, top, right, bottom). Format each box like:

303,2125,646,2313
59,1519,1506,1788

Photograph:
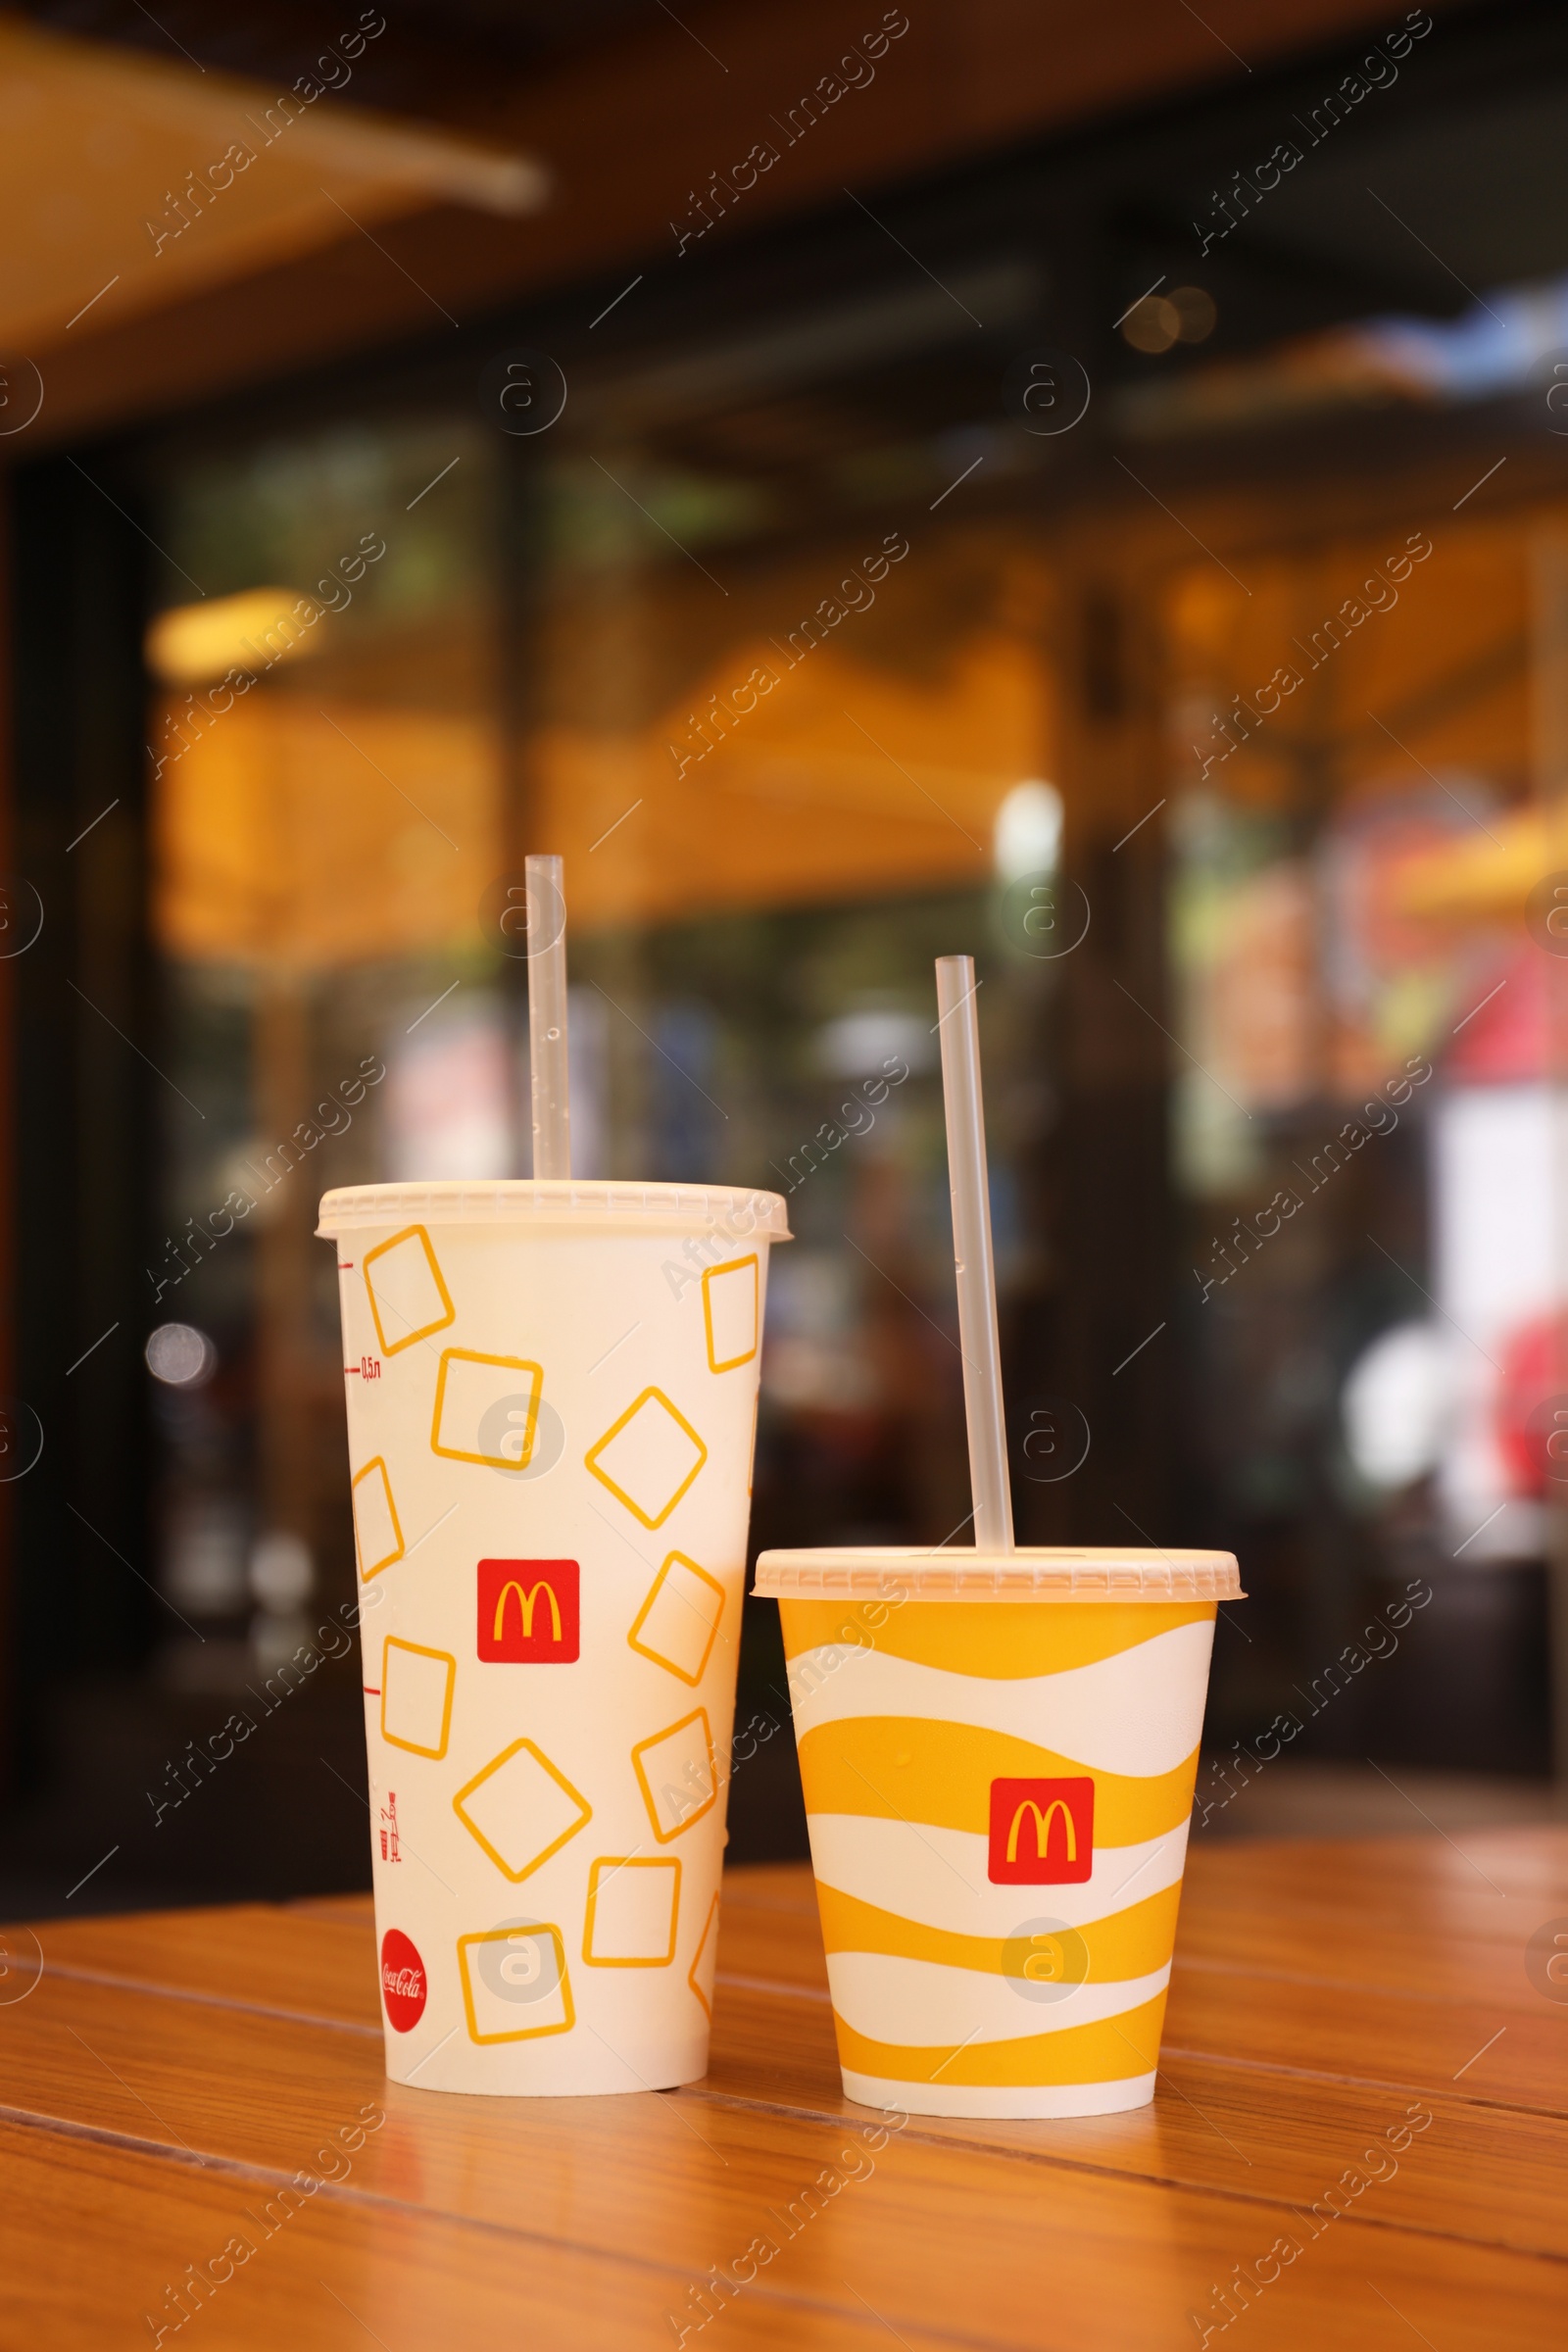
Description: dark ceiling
16,0,660,117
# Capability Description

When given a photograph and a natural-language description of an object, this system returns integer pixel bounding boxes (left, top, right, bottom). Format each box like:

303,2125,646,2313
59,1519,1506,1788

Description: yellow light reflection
147,589,325,685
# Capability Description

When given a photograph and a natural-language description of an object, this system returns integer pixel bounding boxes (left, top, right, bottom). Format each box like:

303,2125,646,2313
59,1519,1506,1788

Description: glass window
145,417,506,1673
101,33,1568,1866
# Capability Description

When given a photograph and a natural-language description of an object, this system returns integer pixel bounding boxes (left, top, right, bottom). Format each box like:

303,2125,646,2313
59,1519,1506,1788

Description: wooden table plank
0,2119,918,2352
4,2098,1564,2352
1187,1826,1568,1905
1161,1970,1561,2112
6,1960,1566,2269
9,1840,1566,2350
900,2062,1568,2263
1171,1924,1544,2012
28,1903,381,2032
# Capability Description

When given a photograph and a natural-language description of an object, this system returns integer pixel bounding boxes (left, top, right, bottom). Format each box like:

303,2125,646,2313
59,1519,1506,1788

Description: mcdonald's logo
987,1775,1094,1884
1010,1800,1074,1866
503,1582,561,1643
477,1558,579,1663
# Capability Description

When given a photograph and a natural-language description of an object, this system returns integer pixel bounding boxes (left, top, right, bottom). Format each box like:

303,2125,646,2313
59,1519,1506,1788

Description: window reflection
140,237,1568,1796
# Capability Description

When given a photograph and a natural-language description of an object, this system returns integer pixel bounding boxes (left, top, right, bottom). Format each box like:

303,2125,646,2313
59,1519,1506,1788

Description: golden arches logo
493,1580,564,1644
989,1775,1093,1885
1006,1797,1077,1868
477,1557,579,1663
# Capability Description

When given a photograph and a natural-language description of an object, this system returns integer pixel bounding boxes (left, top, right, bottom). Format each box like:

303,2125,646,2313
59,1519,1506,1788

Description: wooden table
2,1831,1565,2348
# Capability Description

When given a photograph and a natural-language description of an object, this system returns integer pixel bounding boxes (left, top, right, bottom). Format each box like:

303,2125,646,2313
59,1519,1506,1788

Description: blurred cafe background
3,0,1568,1912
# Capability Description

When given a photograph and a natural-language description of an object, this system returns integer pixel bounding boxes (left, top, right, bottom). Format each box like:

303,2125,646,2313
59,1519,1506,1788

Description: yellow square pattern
584,1387,708,1530
452,1738,592,1882
582,1856,682,1968
362,1224,455,1356
688,1892,720,2020
627,1552,726,1687
350,1457,404,1580
379,1637,456,1760
630,1708,718,1843
457,1924,574,2044
430,1348,544,1470
702,1254,759,1373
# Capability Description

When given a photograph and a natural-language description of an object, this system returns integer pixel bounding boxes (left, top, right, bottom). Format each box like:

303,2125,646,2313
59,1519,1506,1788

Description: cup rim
753,1544,1243,1601
318,1179,791,1240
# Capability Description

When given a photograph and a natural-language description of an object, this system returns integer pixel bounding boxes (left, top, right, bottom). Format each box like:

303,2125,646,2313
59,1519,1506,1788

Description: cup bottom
384,2031,711,2097
840,2067,1156,2121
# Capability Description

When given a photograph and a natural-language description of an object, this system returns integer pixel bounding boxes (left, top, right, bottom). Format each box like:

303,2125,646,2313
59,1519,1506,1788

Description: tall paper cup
754,1545,1242,2119
318,1180,788,2095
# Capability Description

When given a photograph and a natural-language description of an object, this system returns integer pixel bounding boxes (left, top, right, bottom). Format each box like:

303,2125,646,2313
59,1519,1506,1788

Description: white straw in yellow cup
755,1544,1243,2119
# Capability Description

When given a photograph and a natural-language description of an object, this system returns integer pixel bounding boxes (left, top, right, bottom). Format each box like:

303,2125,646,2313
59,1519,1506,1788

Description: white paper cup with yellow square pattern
318,1179,788,2094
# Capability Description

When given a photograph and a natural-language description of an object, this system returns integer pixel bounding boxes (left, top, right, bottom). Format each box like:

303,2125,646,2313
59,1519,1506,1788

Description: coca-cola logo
379,1928,427,2033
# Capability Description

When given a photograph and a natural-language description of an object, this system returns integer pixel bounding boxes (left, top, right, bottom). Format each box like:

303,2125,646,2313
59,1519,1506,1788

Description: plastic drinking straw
526,853,571,1179
935,953,1014,1550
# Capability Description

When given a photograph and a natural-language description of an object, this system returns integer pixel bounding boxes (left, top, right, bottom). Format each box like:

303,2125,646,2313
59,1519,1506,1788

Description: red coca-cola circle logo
379,1929,427,2033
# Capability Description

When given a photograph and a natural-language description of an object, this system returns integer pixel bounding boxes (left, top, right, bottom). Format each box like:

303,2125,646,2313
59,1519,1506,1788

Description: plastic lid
753,1545,1243,1601
318,1179,791,1241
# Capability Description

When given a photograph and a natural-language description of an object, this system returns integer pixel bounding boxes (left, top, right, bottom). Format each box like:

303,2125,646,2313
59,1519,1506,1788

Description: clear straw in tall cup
318,1179,789,2094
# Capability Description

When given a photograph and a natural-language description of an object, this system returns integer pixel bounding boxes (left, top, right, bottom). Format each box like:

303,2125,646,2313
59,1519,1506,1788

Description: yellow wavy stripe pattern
814,1879,1183,1984
781,1599,1215,1679
797,1716,1200,1845
832,1992,1168,2087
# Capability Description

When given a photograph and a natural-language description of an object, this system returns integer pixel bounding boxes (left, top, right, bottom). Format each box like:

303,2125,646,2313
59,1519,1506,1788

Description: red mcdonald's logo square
988,1776,1094,1884
477,1559,579,1662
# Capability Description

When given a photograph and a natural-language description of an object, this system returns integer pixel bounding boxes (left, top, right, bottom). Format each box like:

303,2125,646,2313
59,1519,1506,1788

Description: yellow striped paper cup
753,1546,1243,2119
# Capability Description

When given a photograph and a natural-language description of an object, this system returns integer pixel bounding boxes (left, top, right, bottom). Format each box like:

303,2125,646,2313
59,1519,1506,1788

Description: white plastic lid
318,1179,791,1241
753,1545,1243,1601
